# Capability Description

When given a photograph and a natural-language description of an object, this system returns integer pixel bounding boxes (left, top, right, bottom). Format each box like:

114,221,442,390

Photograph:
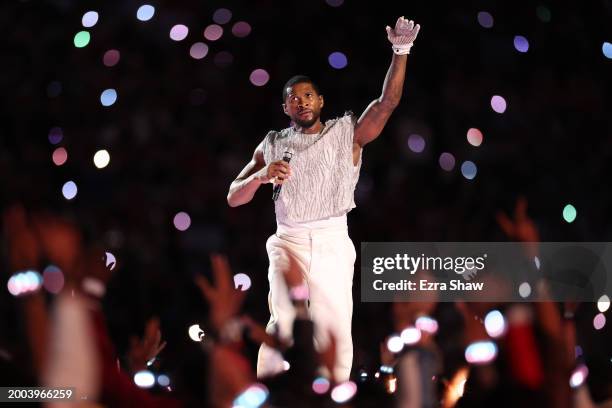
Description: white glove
386,16,421,55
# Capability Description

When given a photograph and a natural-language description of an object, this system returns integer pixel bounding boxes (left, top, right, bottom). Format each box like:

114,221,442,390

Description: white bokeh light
484,310,506,338
188,324,205,342
82,11,99,28
597,295,610,313
400,327,422,345
62,181,78,200
93,149,110,168
233,273,252,291
136,5,155,21
134,370,155,388
386,335,404,353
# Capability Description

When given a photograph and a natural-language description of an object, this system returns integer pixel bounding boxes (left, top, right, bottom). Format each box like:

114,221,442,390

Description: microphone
272,149,294,201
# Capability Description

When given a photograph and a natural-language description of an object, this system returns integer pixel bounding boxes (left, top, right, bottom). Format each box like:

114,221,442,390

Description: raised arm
354,17,420,148
227,142,292,207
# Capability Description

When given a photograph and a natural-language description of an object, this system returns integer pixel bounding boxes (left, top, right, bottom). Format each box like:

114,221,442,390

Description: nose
298,99,309,109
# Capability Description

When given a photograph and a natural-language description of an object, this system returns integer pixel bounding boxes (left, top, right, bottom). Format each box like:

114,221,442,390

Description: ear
282,103,289,116
319,95,324,108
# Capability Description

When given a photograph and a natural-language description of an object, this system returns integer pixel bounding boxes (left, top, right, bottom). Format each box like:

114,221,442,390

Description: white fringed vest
262,112,362,223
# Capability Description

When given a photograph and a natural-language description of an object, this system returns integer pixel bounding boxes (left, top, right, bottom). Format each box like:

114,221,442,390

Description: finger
194,274,215,301
146,317,160,335
385,25,392,36
231,288,247,308
407,20,414,31
414,24,421,36
274,167,289,176
274,173,289,181
496,211,515,237
211,254,233,292
515,197,528,221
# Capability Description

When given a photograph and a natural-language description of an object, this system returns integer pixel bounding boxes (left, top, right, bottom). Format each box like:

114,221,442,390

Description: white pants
256,220,356,381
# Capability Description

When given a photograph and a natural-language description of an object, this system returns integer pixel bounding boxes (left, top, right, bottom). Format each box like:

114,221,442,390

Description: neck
294,119,323,134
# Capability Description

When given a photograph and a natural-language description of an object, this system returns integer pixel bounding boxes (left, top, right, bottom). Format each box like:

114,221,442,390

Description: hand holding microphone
271,150,294,201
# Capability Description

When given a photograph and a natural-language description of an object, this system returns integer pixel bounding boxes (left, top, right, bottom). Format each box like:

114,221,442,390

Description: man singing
227,17,420,381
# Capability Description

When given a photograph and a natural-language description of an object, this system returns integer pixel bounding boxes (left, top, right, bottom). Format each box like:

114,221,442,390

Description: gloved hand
386,16,421,55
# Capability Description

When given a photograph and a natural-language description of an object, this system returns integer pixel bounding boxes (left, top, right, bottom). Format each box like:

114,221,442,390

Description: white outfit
257,112,361,381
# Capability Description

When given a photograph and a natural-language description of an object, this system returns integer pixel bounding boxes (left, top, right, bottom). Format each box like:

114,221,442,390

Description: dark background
1,0,611,381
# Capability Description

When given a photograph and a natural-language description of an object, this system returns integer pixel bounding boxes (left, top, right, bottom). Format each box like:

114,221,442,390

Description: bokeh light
514,35,530,53
103,49,120,67
43,265,64,294
603,42,612,59
563,204,577,223
465,341,498,364
597,295,610,313
232,21,251,38
326,0,344,6
250,69,270,87
328,52,348,69
52,147,68,166
136,5,155,22
233,273,252,291
536,6,552,23
105,252,117,270
62,181,78,200
173,212,191,231
213,8,232,25
82,11,98,28
439,152,456,171
519,281,532,298
490,95,507,113
189,42,209,59
93,149,110,169
386,335,404,353
48,127,63,144
570,365,589,388
400,327,421,345
204,24,223,41
157,375,170,387
477,11,494,28
415,316,439,334
7,271,43,296
169,24,189,41
593,313,606,330
312,377,331,394
100,89,118,107
213,51,233,68
233,384,269,408
466,128,483,147
407,134,425,153
134,371,155,388
188,324,205,342
461,161,477,180
484,310,506,338
74,31,91,48
331,381,357,404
